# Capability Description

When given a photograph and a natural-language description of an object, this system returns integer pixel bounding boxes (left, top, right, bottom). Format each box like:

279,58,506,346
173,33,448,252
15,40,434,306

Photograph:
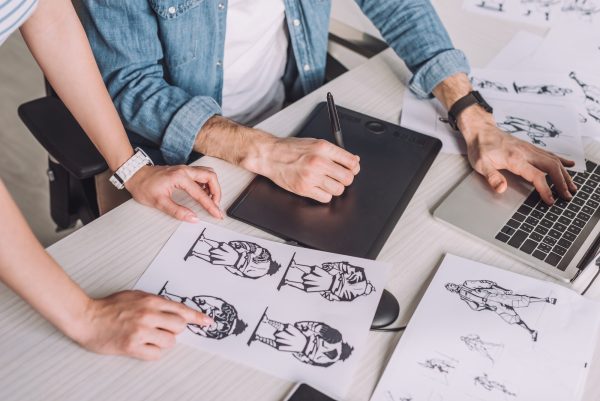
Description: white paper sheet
487,31,544,70
463,0,600,27
370,254,600,401
400,88,586,170
133,222,390,399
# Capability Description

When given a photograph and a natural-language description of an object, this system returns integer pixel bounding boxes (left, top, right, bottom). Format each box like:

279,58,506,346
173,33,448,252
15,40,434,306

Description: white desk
1,1,599,400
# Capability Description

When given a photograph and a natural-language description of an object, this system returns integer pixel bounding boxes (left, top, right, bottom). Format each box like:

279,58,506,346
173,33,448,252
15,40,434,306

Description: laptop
434,160,600,282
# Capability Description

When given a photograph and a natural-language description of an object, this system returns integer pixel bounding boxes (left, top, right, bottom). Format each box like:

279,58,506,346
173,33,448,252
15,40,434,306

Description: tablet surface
227,103,441,259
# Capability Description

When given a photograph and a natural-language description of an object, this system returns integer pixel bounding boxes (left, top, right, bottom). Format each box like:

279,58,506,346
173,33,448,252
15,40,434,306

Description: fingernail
186,214,199,223
203,316,215,326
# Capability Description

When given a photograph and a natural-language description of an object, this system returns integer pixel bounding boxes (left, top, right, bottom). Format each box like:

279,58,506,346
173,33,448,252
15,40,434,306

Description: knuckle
314,139,330,152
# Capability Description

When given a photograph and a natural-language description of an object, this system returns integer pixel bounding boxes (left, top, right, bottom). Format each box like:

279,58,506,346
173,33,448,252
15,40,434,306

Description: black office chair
18,20,387,231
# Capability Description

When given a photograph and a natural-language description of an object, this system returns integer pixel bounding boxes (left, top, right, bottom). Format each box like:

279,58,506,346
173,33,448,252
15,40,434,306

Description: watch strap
447,91,493,131
109,148,154,190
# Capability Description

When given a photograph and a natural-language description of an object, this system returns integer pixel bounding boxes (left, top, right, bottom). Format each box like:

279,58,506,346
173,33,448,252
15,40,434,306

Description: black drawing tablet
227,102,442,260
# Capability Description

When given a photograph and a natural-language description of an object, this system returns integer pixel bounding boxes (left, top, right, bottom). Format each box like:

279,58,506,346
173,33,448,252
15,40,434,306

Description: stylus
326,92,345,148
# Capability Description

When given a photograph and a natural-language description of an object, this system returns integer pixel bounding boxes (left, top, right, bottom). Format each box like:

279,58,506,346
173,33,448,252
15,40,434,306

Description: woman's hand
74,291,213,361
125,165,223,222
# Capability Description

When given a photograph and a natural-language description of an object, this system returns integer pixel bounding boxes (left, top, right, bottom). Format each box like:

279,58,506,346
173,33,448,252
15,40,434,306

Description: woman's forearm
0,181,90,341
19,0,133,171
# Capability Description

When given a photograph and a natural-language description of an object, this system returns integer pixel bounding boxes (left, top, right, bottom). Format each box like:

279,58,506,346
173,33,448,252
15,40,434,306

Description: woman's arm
0,180,212,360
19,0,222,221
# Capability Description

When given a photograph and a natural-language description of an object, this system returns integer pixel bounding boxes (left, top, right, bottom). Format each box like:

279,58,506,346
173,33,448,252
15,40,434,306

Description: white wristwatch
109,148,154,190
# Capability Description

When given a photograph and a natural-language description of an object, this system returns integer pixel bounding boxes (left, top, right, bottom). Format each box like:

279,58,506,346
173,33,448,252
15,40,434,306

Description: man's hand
125,165,223,221
194,116,360,203
250,137,361,203
459,106,577,205
433,73,577,205
75,291,214,361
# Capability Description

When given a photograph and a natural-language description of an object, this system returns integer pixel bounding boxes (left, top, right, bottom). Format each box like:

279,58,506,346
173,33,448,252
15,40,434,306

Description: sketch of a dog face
188,296,245,339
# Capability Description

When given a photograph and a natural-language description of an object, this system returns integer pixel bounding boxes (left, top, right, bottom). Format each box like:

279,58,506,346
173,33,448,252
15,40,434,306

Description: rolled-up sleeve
79,0,220,164
355,0,470,98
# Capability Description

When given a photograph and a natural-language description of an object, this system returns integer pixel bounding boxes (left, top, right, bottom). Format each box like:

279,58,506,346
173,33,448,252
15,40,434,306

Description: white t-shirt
221,0,289,126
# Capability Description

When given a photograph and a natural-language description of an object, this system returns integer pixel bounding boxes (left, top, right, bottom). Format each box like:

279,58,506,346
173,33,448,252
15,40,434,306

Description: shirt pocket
149,0,203,19
149,0,203,68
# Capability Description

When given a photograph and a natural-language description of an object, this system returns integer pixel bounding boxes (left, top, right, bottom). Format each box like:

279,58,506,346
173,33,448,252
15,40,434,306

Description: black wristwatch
447,91,493,131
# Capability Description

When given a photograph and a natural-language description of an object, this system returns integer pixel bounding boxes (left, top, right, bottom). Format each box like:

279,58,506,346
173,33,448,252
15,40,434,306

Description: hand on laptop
75,291,214,360
125,165,223,222
459,105,577,205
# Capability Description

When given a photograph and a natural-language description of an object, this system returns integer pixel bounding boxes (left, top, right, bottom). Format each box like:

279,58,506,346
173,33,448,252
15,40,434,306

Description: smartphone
282,383,338,401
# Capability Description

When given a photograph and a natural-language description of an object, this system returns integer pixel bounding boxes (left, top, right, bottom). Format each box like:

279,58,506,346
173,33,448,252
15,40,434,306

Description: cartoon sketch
477,0,505,11
562,0,600,19
419,355,457,384
474,373,517,397
570,71,600,123
460,334,504,364
420,358,456,375
184,229,281,279
384,391,413,401
497,116,561,147
248,308,353,367
470,77,509,92
513,82,573,96
521,0,561,21
278,255,375,302
158,281,247,339
445,280,557,341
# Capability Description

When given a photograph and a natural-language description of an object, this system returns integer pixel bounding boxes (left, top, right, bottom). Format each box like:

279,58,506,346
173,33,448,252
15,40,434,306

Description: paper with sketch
487,31,544,70
463,0,600,27
370,254,600,401
401,89,586,170
134,221,390,398
471,68,599,139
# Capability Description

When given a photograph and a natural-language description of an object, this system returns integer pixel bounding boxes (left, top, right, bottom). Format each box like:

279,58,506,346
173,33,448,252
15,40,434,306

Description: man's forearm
194,116,275,175
432,73,496,145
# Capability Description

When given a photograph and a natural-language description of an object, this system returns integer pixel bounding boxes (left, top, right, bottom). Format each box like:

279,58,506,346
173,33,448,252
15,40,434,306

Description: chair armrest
18,97,108,180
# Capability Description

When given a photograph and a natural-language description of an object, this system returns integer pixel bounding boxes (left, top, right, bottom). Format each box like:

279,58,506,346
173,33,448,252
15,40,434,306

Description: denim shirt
79,0,469,165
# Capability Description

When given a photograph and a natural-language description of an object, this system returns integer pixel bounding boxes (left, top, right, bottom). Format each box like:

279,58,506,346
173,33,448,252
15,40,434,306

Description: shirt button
292,19,301,27
216,60,222,67
218,3,225,10
303,64,311,72
168,6,176,14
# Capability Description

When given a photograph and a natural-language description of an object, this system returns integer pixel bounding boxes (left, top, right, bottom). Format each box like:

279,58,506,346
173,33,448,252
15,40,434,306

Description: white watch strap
109,148,154,190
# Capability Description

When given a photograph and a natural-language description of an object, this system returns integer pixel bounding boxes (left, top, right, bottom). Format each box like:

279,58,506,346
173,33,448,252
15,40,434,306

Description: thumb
188,309,214,327
480,165,507,193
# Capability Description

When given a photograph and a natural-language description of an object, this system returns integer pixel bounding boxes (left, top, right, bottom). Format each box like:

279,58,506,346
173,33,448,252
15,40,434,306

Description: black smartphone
282,383,338,401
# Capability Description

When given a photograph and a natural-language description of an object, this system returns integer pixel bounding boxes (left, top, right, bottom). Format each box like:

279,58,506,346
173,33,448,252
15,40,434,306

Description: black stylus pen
326,92,345,149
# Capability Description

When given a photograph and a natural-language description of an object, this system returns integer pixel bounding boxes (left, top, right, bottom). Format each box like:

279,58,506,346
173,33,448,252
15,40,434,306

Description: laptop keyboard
495,160,600,271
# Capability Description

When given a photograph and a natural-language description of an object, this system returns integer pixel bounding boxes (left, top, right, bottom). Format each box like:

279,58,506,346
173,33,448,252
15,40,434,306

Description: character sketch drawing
470,76,509,92
445,280,557,341
248,308,353,367
521,0,561,21
184,229,282,279
460,334,504,364
474,373,517,397
513,82,573,96
278,255,375,302
497,116,561,147
570,71,600,123
477,0,505,11
158,281,247,339
562,0,600,19
419,356,457,384
384,392,413,401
